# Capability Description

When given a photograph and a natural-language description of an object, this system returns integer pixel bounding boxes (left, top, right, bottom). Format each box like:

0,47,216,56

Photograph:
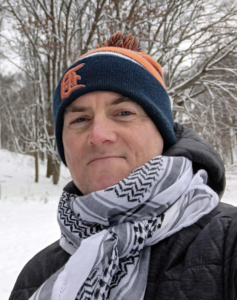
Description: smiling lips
88,156,124,164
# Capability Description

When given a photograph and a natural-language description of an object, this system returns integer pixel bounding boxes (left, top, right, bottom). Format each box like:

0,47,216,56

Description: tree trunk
46,154,53,178
230,127,236,165
35,151,39,183
53,159,60,185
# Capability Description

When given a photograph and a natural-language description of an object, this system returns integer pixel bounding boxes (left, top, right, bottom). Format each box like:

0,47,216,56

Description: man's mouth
88,156,124,164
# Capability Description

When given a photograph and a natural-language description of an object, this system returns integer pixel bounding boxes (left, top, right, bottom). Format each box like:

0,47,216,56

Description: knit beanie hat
53,32,176,165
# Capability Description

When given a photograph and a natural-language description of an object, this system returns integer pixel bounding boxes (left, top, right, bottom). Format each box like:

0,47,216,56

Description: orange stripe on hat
74,47,166,90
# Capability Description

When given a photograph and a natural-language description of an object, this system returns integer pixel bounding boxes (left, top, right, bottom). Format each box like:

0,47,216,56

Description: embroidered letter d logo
60,63,85,100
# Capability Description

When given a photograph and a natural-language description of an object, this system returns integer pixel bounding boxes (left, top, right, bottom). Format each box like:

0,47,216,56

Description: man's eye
118,111,132,116
74,117,86,123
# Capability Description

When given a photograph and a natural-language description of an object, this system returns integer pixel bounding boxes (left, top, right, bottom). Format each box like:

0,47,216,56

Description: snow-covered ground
0,149,236,300
0,150,72,300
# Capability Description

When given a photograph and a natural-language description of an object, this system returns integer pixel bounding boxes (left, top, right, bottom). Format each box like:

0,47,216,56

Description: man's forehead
64,95,136,114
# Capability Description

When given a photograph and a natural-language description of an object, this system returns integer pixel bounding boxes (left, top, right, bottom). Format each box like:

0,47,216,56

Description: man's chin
93,176,125,191
78,171,131,195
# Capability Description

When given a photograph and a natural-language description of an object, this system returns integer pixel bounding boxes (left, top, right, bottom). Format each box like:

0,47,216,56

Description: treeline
0,0,237,183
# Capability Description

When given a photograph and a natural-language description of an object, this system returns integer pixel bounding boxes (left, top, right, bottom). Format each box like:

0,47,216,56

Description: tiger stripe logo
60,63,85,99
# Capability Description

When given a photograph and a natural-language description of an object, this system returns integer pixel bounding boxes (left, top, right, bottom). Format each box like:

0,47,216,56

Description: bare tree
138,0,237,165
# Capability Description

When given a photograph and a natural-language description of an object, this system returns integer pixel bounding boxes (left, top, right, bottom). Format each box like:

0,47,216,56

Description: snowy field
0,150,72,300
0,149,236,300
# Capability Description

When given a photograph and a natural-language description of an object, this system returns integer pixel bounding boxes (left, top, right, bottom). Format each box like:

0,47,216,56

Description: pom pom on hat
96,32,143,52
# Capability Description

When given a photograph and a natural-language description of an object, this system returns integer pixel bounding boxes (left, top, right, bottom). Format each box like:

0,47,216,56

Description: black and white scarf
29,156,218,300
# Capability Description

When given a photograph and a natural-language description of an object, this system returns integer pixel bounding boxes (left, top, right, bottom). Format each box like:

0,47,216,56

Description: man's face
63,91,164,195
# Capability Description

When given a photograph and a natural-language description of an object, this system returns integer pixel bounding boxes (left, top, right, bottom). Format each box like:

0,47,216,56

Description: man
10,32,237,300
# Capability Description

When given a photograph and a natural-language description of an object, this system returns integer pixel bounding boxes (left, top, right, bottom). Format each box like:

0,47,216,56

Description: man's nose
88,118,117,146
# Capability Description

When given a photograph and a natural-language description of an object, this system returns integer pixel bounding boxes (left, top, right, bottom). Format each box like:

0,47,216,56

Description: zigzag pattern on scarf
76,236,119,300
59,192,104,239
105,157,163,202
107,215,165,294
109,255,138,291
75,215,162,300
76,268,99,300
129,214,164,256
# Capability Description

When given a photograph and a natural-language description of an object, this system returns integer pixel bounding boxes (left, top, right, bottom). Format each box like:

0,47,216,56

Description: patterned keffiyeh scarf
29,156,219,300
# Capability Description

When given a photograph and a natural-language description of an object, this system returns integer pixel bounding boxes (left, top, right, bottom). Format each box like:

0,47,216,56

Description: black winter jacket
10,123,237,300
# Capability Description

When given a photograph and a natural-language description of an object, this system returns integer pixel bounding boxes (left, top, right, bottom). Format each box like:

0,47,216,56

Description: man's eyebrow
64,96,134,114
109,96,134,106
65,106,87,114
